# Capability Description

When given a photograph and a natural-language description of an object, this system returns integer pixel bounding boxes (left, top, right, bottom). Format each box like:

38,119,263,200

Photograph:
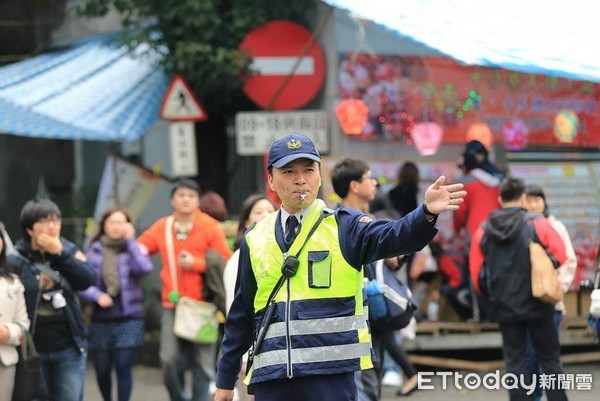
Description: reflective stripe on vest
254,342,372,370
264,314,368,339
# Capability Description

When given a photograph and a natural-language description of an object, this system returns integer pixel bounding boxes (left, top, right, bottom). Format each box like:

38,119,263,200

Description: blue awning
324,0,600,83
0,32,169,142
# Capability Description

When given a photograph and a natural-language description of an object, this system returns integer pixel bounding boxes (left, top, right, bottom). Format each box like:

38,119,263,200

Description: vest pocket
308,250,331,288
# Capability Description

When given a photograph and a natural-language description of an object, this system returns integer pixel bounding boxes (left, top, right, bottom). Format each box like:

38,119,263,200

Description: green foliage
77,0,316,117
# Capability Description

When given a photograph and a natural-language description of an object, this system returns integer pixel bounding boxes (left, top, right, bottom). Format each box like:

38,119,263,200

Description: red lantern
335,99,369,135
466,123,493,150
503,119,529,150
412,122,443,156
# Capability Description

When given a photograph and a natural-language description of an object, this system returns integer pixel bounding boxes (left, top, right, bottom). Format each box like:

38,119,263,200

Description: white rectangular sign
169,122,198,177
235,110,328,156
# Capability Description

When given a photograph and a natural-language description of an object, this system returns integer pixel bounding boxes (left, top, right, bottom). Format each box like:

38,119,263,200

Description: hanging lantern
503,119,529,151
335,99,369,135
554,109,578,143
466,123,493,150
412,122,443,156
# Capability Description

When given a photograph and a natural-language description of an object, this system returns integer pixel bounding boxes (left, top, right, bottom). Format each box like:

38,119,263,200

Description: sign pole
160,75,208,178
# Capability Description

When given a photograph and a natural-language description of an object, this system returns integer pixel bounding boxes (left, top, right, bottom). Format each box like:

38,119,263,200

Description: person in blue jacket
7,198,96,401
79,207,153,401
214,134,466,401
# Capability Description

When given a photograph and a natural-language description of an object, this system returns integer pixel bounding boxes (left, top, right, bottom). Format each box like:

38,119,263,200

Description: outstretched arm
423,176,467,216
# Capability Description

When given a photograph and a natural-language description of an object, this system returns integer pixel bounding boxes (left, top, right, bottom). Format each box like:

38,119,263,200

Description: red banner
338,53,600,147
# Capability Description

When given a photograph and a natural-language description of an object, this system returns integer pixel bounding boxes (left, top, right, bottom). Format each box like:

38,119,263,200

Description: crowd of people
0,135,594,401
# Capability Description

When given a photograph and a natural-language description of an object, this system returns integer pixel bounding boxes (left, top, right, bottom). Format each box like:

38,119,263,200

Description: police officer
214,134,465,401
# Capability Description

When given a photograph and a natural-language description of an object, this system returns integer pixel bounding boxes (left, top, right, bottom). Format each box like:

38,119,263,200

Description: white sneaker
381,370,403,387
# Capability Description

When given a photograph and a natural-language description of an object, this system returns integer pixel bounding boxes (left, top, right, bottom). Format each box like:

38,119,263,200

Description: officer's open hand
423,175,467,216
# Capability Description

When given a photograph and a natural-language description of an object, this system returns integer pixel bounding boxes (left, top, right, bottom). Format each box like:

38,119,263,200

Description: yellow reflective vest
245,199,372,384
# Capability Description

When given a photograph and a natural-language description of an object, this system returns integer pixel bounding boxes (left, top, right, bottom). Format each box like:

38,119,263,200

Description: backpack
365,259,416,330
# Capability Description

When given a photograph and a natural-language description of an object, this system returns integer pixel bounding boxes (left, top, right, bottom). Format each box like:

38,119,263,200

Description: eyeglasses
36,216,61,226
356,176,377,183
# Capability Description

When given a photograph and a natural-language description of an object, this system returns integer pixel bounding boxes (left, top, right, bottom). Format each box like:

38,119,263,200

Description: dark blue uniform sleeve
338,204,438,269
216,238,256,390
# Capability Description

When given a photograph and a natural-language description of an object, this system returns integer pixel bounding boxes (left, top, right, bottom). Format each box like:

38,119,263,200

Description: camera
42,290,67,310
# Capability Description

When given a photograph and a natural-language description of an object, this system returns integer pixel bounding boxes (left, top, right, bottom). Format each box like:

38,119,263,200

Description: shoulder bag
529,220,564,304
12,327,48,401
165,215,219,344
365,259,416,330
11,276,48,401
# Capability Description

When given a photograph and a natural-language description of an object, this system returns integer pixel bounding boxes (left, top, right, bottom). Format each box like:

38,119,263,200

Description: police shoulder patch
358,215,372,223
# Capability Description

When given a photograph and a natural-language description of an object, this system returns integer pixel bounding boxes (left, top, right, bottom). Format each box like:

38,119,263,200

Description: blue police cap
267,133,321,169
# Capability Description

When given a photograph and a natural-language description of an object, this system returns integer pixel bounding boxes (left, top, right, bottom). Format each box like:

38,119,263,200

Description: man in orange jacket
138,179,231,401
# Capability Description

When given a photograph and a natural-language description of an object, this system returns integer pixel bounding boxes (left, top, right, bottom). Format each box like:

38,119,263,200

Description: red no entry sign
239,20,326,110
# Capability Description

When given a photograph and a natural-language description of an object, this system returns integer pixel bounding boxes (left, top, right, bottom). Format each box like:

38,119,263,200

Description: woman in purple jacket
80,207,153,401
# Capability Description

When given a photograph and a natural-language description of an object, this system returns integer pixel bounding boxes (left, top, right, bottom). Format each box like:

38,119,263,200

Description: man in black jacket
8,198,96,401
469,177,568,401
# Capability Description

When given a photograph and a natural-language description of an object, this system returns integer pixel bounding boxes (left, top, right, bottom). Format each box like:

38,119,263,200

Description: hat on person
461,140,488,171
267,133,321,169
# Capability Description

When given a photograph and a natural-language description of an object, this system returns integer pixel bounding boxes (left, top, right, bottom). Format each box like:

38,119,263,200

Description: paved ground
82,362,600,401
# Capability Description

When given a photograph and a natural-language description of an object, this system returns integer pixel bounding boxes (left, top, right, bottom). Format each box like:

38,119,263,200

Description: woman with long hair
79,207,153,401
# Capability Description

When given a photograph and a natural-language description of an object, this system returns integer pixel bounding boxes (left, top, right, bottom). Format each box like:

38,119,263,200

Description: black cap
462,140,488,171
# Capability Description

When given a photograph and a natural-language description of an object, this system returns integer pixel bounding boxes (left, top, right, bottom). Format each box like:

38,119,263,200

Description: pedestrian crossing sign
160,74,208,121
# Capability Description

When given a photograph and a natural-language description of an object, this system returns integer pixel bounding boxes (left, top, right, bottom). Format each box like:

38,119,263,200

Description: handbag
11,327,48,401
165,216,219,344
529,221,563,304
173,296,219,344
366,259,416,330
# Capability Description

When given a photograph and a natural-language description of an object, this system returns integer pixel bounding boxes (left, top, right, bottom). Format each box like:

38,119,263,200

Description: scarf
100,235,126,297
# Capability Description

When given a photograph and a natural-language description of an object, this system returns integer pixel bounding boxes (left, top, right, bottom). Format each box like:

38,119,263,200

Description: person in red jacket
453,140,502,322
137,179,231,401
469,177,567,401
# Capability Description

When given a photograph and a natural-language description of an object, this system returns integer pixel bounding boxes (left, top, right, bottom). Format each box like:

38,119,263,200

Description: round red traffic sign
240,20,326,110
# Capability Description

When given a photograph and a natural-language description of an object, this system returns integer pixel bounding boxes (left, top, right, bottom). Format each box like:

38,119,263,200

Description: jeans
524,310,563,399
160,308,215,401
38,346,87,401
499,314,567,401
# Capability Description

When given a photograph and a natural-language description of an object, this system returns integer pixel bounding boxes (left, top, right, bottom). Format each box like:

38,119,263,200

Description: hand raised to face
36,233,64,255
